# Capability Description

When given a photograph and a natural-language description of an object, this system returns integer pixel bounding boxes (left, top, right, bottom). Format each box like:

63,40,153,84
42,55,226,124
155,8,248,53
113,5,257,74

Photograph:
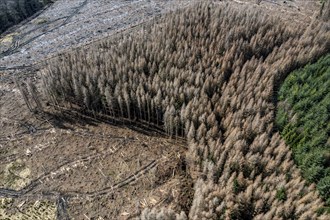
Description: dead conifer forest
0,0,329,219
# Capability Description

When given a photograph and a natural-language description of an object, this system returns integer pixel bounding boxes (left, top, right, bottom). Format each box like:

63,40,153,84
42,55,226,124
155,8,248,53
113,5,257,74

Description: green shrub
276,187,287,202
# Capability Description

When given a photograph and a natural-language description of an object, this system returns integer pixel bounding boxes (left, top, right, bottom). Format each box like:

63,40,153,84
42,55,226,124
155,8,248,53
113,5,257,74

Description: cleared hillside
0,0,51,34
37,1,330,219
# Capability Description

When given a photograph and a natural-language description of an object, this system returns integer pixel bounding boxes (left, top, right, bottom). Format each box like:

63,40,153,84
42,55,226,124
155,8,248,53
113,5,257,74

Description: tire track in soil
0,0,128,64
0,0,142,60
0,1,151,74
0,65,33,71
0,0,198,69
0,0,88,58
0,121,146,219
0,16,68,57
0,0,194,72
0,102,167,167
0,127,136,164
35,140,125,184
0,160,158,198
0,158,159,219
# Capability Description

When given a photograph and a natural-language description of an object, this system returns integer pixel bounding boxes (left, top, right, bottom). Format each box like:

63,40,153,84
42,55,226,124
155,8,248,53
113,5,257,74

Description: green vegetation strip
277,54,330,205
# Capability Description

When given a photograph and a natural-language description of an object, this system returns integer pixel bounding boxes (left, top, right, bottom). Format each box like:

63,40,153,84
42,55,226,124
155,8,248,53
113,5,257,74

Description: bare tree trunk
27,80,43,112
14,78,33,112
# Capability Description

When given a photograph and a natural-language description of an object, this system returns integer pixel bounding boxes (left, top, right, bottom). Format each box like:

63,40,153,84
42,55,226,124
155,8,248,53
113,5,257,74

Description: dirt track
0,0,196,69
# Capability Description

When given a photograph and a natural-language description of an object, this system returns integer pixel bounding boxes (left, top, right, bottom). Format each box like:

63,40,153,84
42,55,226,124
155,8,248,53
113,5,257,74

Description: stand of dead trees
39,2,330,219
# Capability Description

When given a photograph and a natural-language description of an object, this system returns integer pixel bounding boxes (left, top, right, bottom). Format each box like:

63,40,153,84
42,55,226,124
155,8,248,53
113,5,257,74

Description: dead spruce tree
40,2,330,219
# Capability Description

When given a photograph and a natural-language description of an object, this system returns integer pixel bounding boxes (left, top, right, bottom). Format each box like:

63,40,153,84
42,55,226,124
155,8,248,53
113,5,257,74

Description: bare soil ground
0,83,190,219
0,0,195,69
0,0,324,219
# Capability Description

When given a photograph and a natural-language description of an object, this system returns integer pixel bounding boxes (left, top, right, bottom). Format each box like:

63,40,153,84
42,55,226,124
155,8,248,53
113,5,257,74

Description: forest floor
0,0,323,219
